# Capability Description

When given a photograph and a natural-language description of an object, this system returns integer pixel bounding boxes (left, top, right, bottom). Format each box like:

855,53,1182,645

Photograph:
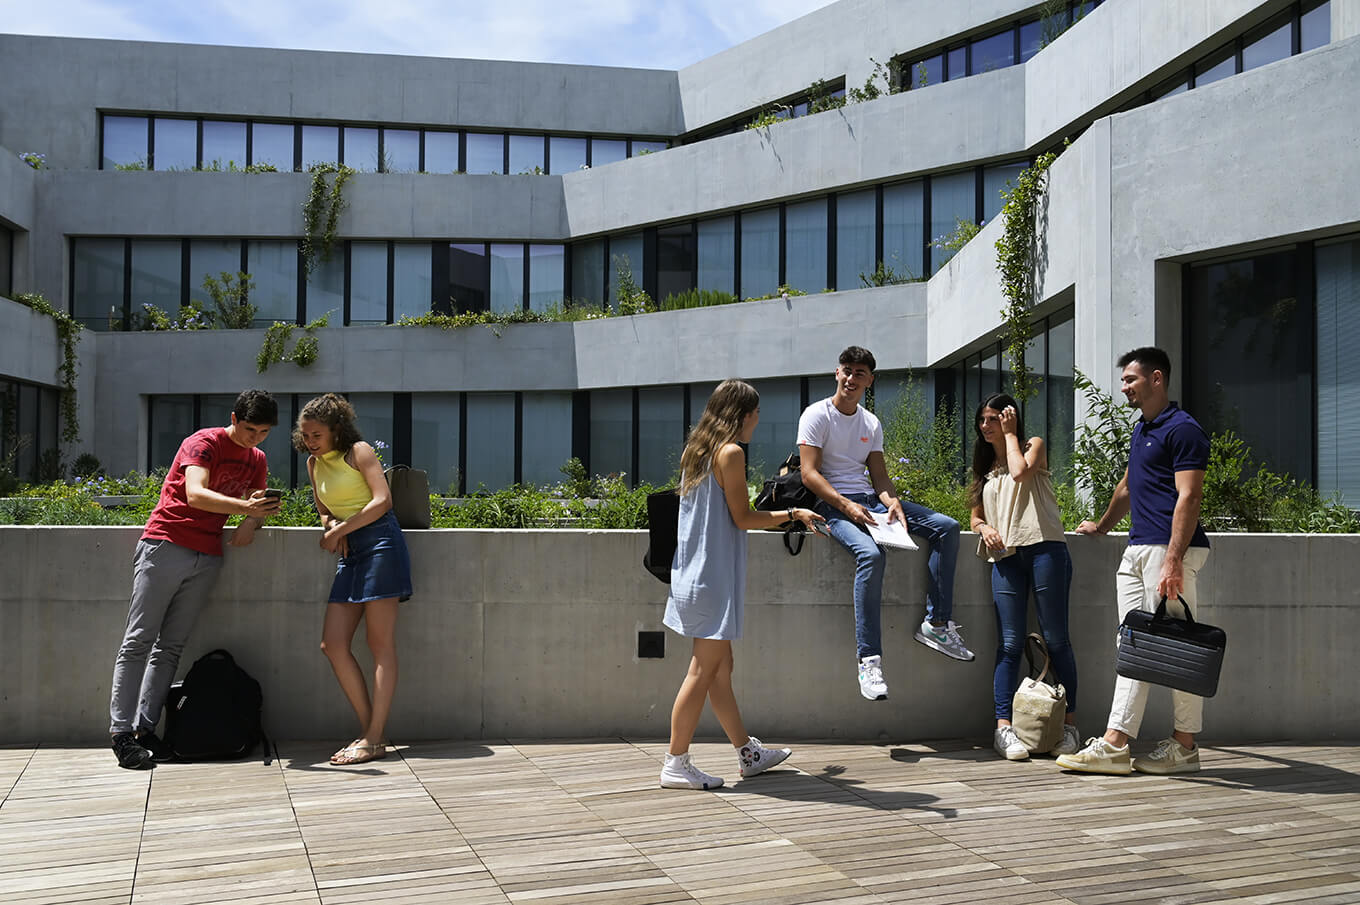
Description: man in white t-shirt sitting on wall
798,346,974,701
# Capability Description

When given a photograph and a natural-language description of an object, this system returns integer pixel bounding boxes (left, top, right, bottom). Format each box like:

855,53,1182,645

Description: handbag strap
1154,595,1196,624
1022,633,1056,684
783,524,805,556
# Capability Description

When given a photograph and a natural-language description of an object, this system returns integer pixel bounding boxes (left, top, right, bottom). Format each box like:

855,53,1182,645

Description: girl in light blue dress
660,379,824,791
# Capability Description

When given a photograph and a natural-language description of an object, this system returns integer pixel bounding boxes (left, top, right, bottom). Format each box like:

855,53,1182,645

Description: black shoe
137,730,176,763
112,732,154,770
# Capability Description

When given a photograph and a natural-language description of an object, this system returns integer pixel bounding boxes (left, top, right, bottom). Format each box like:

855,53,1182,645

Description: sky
2,0,836,70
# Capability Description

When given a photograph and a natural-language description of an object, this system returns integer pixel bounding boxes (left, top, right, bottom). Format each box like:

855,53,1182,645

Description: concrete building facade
1,0,1358,500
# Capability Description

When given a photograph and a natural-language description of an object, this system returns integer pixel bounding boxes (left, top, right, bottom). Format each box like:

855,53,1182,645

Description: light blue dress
663,470,746,640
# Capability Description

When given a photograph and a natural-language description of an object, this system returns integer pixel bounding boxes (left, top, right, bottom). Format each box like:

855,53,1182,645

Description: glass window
1019,21,1043,62
201,393,295,484
638,386,684,485
0,226,12,297
450,243,489,312
301,125,339,169
549,136,587,174
1151,74,1190,100
508,134,544,174
490,243,524,313
202,120,246,170
346,394,395,464
150,396,194,471
911,54,942,89
883,180,925,281
15,384,39,481
1301,0,1331,53
1045,311,1075,481
465,133,503,174
350,241,389,324
835,190,876,291
247,240,298,325
632,140,667,156
411,394,462,494
528,244,565,312
946,45,966,80
609,232,644,308
307,250,344,324
1243,17,1292,72
570,239,605,307
465,393,515,491
591,139,628,167
929,170,976,272
697,216,736,295
153,118,197,170
251,122,294,171
383,129,419,173
589,389,632,480
1315,237,1360,503
72,238,125,329
130,240,182,319
656,224,695,304
970,30,1014,74
983,163,1026,222
740,207,780,299
188,239,242,310
423,130,460,173
393,242,432,320
343,127,379,172
521,392,575,487
1193,49,1237,88
1187,249,1310,482
102,115,147,169
747,378,801,480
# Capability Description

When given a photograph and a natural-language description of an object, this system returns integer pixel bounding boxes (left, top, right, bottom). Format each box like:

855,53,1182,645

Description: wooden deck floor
2,739,1358,905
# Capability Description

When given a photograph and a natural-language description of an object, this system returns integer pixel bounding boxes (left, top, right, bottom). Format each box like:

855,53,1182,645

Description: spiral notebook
866,512,918,550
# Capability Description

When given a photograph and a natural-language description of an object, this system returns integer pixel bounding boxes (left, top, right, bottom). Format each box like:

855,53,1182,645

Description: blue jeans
818,493,961,659
991,540,1077,720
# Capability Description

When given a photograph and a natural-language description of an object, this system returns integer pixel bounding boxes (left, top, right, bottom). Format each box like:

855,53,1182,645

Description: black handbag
1115,595,1227,698
753,452,820,556
642,488,679,583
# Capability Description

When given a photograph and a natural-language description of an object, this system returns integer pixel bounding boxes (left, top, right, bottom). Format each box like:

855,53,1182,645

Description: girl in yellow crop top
294,393,413,766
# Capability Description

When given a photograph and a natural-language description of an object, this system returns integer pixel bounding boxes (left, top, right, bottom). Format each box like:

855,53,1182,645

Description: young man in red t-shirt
109,389,281,769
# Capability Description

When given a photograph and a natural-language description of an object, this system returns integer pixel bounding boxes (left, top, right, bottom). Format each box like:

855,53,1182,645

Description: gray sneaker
1133,738,1200,775
913,619,976,661
1052,724,1081,757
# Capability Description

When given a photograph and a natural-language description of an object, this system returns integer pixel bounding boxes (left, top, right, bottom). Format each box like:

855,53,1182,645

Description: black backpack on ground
164,649,270,763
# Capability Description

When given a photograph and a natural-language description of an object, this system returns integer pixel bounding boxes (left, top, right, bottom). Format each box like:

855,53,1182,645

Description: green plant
256,313,330,372
13,292,82,444
137,301,211,331
746,105,791,130
914,61,930,89
72,453,103,478
859,259,918,288
846,57,895,103
559,457,591,499
35,448,65,483
932,218,982,257
395,309,555,331
807,79,847,114
114,159,147,171
994,149,1058,404
1201,432,1360,533
19,151,47,169
655,288,741,311
1039,0,1086,49
301,162,356,275
745,285,808,302
612,262,653,315
1068,370,1134,518
201,272,258,329
877,378,969,523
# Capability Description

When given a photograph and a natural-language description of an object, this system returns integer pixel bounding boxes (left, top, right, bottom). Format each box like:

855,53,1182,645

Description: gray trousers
109,538,222,735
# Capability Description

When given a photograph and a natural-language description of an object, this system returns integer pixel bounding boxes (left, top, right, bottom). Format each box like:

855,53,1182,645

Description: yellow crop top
312,449,372,520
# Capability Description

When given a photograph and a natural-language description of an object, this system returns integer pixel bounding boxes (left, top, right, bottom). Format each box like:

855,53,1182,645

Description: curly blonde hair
292,393,364,456
678,379,759,496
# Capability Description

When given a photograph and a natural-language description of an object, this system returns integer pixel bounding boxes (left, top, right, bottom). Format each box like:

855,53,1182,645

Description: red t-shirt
142,427,268,556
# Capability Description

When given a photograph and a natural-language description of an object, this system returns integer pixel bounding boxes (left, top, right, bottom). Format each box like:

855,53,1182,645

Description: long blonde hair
679,379,760,496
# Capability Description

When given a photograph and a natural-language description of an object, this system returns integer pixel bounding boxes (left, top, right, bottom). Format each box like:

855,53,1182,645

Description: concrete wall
4,526,1358,745
0,34,681,171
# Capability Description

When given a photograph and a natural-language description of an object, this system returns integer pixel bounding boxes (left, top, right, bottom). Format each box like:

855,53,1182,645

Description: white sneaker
659,752,724,790
1052,724,1081,757
857,655,888,700
1055,737,1132,775
913,619,976,661
738,736,792,778
993,725,1029,760
1133,738,1200,775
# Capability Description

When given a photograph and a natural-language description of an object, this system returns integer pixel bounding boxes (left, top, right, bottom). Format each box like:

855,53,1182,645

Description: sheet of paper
866,511,918,550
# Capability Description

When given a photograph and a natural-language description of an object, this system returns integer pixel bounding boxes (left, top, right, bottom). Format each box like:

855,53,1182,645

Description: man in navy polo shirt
1058,347,1211,776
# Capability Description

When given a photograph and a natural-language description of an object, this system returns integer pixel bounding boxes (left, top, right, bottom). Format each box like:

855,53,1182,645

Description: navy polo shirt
1127,402,1210,548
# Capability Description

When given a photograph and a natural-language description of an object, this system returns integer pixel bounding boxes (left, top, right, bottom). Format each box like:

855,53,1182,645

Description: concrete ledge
4,526,1358,744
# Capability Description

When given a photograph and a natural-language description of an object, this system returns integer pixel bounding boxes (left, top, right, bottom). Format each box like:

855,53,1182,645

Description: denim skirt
328,510,413,604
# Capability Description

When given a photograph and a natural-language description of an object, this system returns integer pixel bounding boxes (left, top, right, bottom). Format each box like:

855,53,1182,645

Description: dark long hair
968,393,1025,508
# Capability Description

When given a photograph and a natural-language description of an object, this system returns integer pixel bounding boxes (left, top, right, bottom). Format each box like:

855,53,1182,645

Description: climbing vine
14,292,82,443
256,313,330,373
301,163,355,276
994,149,1058,405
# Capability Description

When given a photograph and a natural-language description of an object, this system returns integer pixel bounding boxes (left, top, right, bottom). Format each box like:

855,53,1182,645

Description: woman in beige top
969,393,1080,761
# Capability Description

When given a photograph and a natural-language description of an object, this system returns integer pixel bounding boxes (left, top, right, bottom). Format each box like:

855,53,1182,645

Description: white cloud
2,0,835,69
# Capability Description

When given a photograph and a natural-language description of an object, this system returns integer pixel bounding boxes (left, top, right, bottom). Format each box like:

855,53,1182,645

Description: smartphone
263,489,283,499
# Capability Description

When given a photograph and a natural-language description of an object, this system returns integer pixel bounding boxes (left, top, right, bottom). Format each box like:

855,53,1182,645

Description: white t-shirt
797,397,882,496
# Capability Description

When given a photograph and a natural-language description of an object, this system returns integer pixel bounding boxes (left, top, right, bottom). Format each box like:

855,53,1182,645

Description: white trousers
1107,543,1210,739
